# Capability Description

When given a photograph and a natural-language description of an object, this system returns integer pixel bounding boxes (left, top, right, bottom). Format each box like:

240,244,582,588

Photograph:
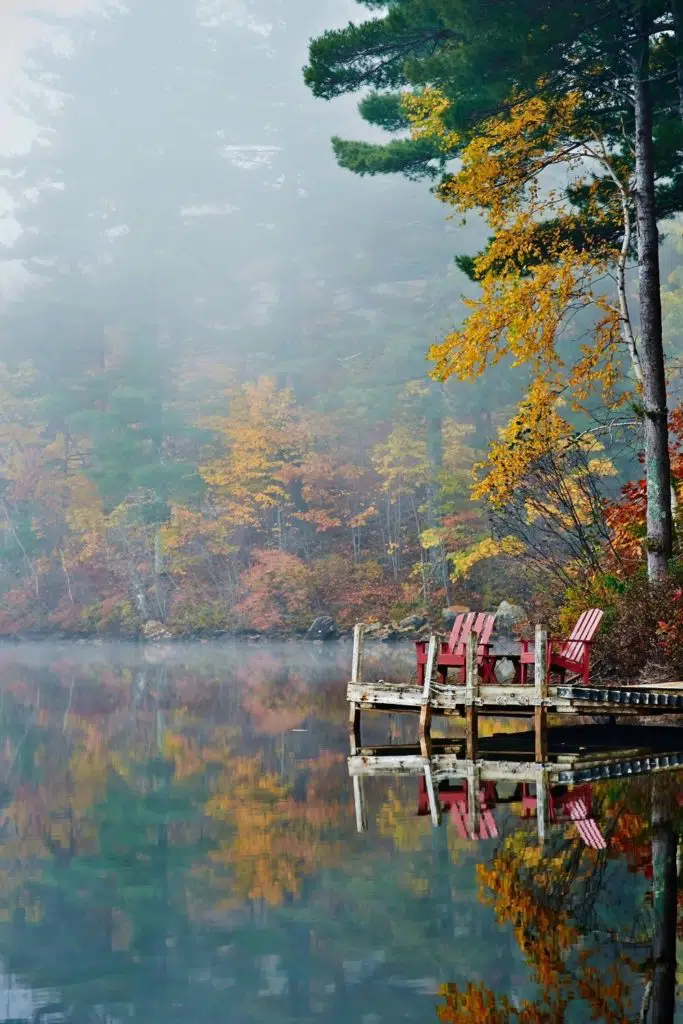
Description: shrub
561,565,683,680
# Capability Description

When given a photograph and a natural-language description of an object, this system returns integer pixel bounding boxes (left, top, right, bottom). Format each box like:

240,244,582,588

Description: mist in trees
2,0,683,640
0,0,507,637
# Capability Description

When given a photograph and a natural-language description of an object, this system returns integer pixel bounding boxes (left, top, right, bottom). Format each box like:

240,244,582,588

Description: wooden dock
348,623,683,758
349,724,683,840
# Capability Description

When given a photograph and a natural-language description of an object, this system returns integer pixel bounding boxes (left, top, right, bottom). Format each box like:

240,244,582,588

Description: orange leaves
437,982,512,1023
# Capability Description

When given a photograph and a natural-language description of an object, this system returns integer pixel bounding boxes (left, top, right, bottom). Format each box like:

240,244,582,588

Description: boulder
491,600,530,656
441,608,457,628
399,614,427,630
494,657,518,684
379,627,403,643
494,600,529,634
142,620,174,642
306,615,339,641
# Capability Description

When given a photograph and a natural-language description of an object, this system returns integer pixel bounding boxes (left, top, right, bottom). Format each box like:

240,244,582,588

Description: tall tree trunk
633,14,673,580
650,778,677,1022
671,0,683,126
426,382,450,602
153,526,168,621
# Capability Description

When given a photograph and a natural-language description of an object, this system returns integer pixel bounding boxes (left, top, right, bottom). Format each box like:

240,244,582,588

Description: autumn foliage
0,368,488,636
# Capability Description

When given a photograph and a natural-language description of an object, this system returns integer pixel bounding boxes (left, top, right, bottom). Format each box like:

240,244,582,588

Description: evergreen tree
306,0,683,579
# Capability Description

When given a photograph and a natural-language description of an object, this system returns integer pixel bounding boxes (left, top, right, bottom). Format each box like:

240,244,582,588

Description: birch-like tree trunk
650,777,677,1021
633,12,673,580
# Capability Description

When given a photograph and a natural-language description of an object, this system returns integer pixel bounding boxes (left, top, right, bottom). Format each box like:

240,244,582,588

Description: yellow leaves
200,377,310,528
419,527,444,550
449,535,525,579
204,749,344,907
377,788,430,852
407,85,629,498
371,425,429,495
402,87,460,152
472,381,571,505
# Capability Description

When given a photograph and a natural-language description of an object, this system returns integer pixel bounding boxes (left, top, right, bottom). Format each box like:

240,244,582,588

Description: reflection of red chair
415,612,496,687
520,783,606,849
417,777,498,840
520,609,604,685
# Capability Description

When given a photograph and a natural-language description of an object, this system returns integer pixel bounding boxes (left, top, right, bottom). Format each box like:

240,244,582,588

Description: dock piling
423,760,441,826
534,625,548,763
419,635,438,743
467,761,481,839
349,623,366,750
465,630,479,761
352,776,368,833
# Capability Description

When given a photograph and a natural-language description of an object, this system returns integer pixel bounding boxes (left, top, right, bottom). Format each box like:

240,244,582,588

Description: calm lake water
0,641,679,1022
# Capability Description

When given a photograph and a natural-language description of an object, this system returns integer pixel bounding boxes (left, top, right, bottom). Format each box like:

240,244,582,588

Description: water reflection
0,644,677,1021
352,724,683,1022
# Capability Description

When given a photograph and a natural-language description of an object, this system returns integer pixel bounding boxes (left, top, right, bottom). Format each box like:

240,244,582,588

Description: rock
379,628,403,643
441,608,457,628
399,614,427,630
363,622,382,635
494,600,529,634
142,620,174,642
491,600,530,656
306,615,339,641
494,657,517,684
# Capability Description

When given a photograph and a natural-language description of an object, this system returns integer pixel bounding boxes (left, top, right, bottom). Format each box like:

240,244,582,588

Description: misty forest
1,0,683,677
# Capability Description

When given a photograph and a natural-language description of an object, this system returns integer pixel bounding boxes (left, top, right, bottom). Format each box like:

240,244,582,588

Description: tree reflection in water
0,647,676,1021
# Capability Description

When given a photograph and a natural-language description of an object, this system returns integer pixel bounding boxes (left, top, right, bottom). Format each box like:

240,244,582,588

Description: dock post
349,623,365,751
535,764,548,846
465,630,479,761
351,623,365,683
423,760,441,827
419,634,438,744
352,776,368,833
466,761,481,839
534,625,548,764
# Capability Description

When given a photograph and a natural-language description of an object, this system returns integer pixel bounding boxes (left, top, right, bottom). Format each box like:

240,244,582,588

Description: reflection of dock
349,725,683,843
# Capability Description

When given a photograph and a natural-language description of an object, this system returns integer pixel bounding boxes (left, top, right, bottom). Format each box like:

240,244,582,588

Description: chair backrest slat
478,613,496,649
449,611,496,655
449,611,476,653
562,608,603,663
446,613,467,654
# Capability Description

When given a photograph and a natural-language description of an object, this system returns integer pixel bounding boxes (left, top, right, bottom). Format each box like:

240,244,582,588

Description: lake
0,641,678,1023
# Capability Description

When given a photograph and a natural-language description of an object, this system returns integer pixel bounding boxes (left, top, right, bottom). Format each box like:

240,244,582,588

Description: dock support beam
423,760,441,827
467,761,481,839
465,630,479,761
419,635,438,745
535,765,548,846
534,625,548,764
349,623,365,751
352,776,368,833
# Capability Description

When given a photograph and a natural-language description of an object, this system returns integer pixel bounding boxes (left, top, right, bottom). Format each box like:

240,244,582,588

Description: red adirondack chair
415,611,496,687
520,608,603,685
417,778,499,839
520,783,606,849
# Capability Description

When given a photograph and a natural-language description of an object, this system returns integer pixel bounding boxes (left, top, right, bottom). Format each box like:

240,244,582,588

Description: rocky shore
0,601,531,647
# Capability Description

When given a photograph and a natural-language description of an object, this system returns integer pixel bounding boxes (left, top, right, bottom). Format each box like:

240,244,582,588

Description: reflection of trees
0,659,680,1023
0,674,352,1021
201,733,347,907
437,776,683,1023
